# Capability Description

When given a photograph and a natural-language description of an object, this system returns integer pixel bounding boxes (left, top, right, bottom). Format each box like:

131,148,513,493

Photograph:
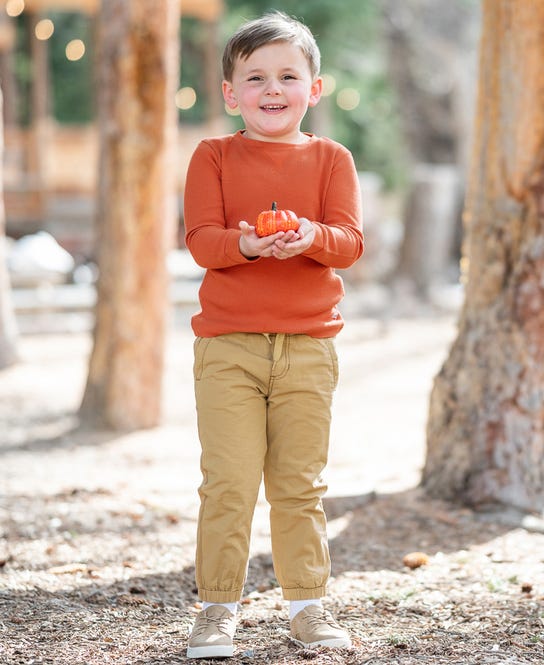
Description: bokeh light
35,19,55,41
321,73,336,97
6,0,25,17
175,87,197,110
336,88,360,111
224,104,240,117
66,39,85,61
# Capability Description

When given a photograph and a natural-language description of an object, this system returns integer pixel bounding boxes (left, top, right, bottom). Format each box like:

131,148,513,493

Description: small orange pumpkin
255,201,299,237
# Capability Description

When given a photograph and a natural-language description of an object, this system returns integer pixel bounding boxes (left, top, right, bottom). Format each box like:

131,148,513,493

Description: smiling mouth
261,104,287,111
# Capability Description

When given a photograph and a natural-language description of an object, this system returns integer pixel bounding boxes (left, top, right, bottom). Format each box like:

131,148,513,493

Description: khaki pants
193,332,339,602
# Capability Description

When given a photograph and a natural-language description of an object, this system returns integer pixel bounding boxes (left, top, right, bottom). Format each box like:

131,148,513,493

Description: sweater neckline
234,129,316,148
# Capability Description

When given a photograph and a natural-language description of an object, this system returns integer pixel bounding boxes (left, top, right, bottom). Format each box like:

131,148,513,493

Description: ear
308,77,323,108
222,80,238,109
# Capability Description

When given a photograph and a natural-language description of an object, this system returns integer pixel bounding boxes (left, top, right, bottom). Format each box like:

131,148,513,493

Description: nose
264,78,281,95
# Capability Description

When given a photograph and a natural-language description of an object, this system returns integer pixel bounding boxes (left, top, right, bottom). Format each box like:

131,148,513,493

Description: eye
247,75,263,82
282,74,297,80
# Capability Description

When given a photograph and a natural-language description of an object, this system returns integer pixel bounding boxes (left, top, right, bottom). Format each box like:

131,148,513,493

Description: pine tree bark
79,0,179,430
423,0,544,512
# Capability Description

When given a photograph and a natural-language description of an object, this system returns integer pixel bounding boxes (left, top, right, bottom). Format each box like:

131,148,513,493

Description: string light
66,39,85,61
35,19,55,41
6,0,25,17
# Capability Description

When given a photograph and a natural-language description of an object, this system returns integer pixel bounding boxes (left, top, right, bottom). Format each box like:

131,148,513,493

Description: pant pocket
322,338,339,391
193,336,212,381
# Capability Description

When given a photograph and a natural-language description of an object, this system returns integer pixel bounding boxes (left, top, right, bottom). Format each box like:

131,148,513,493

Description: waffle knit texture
184,130,364,339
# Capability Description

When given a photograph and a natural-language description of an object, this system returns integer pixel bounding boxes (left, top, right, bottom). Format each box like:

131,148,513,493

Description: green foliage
12,11,94,125
13,16,32,126
48,12,94,124
178,17,207,124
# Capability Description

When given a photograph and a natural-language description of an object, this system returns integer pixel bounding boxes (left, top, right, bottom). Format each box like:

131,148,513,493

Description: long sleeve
184,140,256,269
304,150,364,268
183,131,364,338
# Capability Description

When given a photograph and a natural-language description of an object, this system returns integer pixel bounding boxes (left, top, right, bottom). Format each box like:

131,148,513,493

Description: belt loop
272,333,285,363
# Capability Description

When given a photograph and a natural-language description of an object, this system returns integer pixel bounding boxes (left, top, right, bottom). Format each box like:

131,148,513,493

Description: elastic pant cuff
198,588,243,603
282,585,327,600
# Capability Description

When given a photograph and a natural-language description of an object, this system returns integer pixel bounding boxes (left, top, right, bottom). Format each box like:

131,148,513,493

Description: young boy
184,11,364,659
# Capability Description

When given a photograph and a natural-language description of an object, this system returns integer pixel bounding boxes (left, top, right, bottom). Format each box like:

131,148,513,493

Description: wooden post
0,87,19,369
0,12,17,128
27,11,49,219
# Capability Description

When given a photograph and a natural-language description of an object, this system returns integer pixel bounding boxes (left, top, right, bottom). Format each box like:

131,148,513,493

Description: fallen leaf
241,619,259,628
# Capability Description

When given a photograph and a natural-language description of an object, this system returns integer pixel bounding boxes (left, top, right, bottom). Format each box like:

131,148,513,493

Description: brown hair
222,11,321,82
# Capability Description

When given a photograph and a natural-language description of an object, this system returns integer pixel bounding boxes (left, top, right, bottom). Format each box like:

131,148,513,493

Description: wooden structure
24,0,223,21
2,0,225,253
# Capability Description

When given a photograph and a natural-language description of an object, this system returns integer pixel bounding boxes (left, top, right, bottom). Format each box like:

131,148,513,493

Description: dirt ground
1,310,543,665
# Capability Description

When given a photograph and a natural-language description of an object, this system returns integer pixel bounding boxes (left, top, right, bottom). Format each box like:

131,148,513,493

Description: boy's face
222,42,322,143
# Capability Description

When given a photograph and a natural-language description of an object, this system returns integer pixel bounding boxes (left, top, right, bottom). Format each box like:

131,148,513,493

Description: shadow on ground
2,485,543,664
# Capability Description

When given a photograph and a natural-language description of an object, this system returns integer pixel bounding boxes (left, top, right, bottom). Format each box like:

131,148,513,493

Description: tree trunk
79,0,179,430
0,86,18,369
423,0,544,512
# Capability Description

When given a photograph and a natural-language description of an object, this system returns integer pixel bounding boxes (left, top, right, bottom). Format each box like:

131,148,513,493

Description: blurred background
1,0,480,333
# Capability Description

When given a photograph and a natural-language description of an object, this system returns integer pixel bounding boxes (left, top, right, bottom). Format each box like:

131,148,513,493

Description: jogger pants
193,332,339,602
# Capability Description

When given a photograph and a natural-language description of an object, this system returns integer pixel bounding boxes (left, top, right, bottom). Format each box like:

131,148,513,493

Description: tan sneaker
187,605,236,659
290,605,352,648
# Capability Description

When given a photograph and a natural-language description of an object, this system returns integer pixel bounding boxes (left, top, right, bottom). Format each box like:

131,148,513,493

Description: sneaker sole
290,636,352,649
186,644,234,659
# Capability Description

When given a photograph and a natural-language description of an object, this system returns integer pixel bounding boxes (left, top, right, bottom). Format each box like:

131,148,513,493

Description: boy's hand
270,218,315,260
239,221,300,259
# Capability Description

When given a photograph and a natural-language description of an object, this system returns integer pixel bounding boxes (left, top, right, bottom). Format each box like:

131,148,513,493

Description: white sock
289,599,322,620
202,601,238,615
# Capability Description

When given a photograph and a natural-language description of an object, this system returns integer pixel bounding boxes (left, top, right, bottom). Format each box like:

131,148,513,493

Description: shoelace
193,614,233,637
299,610,339,629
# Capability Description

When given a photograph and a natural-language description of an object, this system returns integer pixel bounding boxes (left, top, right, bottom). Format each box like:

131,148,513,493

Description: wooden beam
22,0,223,20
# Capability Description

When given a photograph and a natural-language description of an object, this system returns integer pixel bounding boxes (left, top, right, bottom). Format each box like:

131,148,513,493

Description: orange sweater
184,131,364,338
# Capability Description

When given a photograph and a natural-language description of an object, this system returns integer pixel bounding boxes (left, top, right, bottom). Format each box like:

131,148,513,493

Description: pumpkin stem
271,201,277,211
